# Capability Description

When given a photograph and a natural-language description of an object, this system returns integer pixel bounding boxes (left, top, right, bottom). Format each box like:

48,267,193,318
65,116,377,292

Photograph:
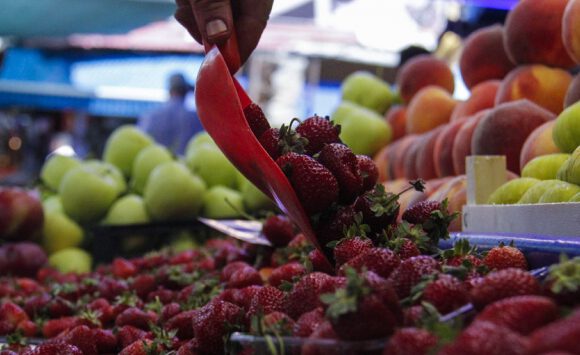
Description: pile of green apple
38,125,275,273
331,71,395,156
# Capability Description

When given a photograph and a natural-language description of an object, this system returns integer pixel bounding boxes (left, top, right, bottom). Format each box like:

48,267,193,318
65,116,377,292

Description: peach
495,65,572,115
450,80,500,121
504,0,576,68
384,105,407,141
428,175,467,232
452,110,489,175
372,145,391,182
519,120,561,171
395,54,455,104
565,74,580,108
434,120,466,178
390,135,418,179
406,86,457,134
403,142,422,180
471,100,555,174
415,127,445,181
563,0,580,64
459,25,516,89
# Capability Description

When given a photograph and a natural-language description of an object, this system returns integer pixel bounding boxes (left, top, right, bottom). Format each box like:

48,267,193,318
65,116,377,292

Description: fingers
174,0,202,43
235,0,273,62
190,0,233,45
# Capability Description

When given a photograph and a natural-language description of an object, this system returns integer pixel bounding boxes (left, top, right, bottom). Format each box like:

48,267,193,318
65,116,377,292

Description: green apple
48,247,92,274
103,125,154,177
238,176,275,212
40,154,82,191
170,231,198,252
82,160,127,195
557,146,580,185
569,192,580,202
521,153,570,180
186,131,216,152
144,161,206,221
42,195,63,214
185,144,239,188
130,144,174,195
102,194,150,225
331,101,392,156
58,162,124,224
487,177,540,204
517,180,562,204
341,71,395,114
202,186,245,219
539,181,580,203
42,211,84,254
552,101,580,153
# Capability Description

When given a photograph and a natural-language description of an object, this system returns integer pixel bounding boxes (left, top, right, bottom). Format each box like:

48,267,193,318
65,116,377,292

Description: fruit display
35,125,276,270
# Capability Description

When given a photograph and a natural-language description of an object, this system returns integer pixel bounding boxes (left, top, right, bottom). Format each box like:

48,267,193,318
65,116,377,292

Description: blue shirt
138,97,203,156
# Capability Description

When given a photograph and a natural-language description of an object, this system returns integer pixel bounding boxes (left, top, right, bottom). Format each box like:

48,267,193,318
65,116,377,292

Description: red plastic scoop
195,36,326,255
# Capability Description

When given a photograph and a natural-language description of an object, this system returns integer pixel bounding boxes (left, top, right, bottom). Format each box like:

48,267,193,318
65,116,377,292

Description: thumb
190,0,233,45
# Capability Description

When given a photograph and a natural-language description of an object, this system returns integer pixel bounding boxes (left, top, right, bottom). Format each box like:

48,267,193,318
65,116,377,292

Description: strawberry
117,325,148,349
285,272,343,319
87,298,114,325
0,302,29,333
16,320,37,337
401,199,456,244
402,200,442,224
119,339,161,355
333,236,373,267
308,249,335,274
222,261,251,281
339,247,401,279
112,258,138,279
47,297,75,318
438,320,529,355
295,115,341,156
441,238,484,268
410,274,469,314
57,325,98,355
543,255,580,306
262,215,295,247
475,295,558,335
96,277,129,302
176,338,200,355
383,327,438,355
483,242,528,271
469,268,541,310
353,184,400,234
317,143,363,204
131,274,157,299
293,307,325,337
322,269,400,341
191,300,244,354
250,311,295,336
164,310,198,340
259,120,306,160
160,302,181,323
356,154,378,192
259,127,282,159
42,316,80,338
21,343,83,355
268,262,306,288
527,309,580,354
115,307,158,330
23,293,51,318
276,152,339,215
227,265,263,289
301,321,339,355
247,286,285,317
243,102,270,138
92,328,118,354
314,205,357,246
388,255,441,298
389,237,421,260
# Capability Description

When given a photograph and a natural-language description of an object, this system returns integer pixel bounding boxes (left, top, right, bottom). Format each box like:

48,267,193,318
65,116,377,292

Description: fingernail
206,19,228,37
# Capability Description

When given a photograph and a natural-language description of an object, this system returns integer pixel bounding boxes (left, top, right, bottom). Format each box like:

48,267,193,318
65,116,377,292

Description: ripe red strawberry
112,258,138,279
222,261,251,281
285,272,343,319
388,255,441,298
356,154,379,192
333,236,373,267
483,243,528,271
42,316,80,338
416,274,469,314
57,325,98,355
96,277,129,302
117,325,148,349
119,339,160,355
16,320,37,337
132,274,157,299
317,143,363,204
543,255,580,306
295,115,341,155
268,262,306,288
262,215,295,247
441,238,484,268
390,237,421,260
247,286,285,317
293,307,325,337
23,293,51,318
527,309,580,354
308,249,335,274
92,328,118,354
0,302,29,333
276,152,339,215
353,184,400,234
339,247,401,279
301,321,338,355
164,310,198,340
401,199,455,244
227,265,263,289
244,102,270,138
160,302,181,323
47,297,75,318
438,320,529,355
402,200,442,224
259,127,282,159
475,295,558,335
115,307,158,330
87,298,114,325
383,327,438,355
176,338,200,355
469,268,541,310
322,269,400,341
314,204,357,246
21,343,83,355
191,300,243,354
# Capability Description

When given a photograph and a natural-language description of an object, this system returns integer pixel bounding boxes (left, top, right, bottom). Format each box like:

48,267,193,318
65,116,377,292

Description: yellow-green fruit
130,144,173,195
42,195,63,214
552,101,580,153
185,144,239,188
341,71,395,114
539,181,580,203
518,180,562,204
103,125,154,177
569,192,580,202
48,247,92,274
42,211,84,254
238,176,275,212
102,194,150,225
202,186,245,219
40,154,82,191
521,153,570,180
556,146,580,185
186,131,216,151
487,178,540,204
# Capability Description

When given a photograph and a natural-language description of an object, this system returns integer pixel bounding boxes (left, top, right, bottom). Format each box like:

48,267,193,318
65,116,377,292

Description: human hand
175,0,274,64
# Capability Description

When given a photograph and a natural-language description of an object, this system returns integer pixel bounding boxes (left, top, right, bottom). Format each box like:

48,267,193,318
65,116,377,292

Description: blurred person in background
138,72,202,156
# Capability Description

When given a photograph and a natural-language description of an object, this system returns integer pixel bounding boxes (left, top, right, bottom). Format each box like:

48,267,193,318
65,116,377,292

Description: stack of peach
374,0,580,231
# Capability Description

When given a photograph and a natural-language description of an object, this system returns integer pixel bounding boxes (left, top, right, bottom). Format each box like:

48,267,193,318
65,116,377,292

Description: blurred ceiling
0,0,176,37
